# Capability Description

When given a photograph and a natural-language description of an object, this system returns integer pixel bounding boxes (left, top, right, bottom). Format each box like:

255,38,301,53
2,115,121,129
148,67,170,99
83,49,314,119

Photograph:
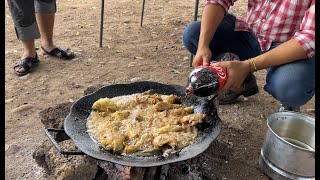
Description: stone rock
97,161,131,179
97,160,161,180
33,139,98,180
38,102,72,130
84,84,104,95
94,167,108,180
130,77,142,82
228,123,244,131
33,139,51,173
6,144,21,155
143,167,159,180
167,155,218,180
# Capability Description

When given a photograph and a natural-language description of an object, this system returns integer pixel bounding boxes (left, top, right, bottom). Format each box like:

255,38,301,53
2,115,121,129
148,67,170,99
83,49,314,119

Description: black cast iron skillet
45,81,221,167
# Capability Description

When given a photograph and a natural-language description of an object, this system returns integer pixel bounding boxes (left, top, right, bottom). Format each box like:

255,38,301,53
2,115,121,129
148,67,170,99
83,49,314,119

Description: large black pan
48,81,221,167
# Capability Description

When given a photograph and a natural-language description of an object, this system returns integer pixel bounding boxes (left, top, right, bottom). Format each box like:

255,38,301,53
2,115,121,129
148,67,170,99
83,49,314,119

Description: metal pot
259,111,315,180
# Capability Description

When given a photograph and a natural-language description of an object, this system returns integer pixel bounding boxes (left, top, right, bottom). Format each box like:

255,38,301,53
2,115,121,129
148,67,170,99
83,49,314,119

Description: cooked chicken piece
114,99,137,109
123,145,136,153
142,89,155,95
135,94,150,103
126,123,141,138
153,102,184,111
152,134,177,148
92,98,118,112
153,102,171,111
88,91,207,155
181,114,207,125
161,95,180,104
101,138,113,150
112,134,126,152
135,133,153,147
111,110,130,121
153,125,184,134
170,108,185,116
184,107,194,114
149,95,162,104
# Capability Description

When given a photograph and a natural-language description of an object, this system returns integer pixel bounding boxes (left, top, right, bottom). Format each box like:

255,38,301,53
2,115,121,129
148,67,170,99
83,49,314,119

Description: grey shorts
7,0,57,40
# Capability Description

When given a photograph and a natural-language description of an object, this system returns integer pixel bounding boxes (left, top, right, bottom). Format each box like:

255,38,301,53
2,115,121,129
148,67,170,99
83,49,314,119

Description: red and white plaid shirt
206,0,315,58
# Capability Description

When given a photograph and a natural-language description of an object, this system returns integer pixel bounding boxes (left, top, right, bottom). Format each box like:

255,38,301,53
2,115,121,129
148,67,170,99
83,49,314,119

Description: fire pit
34,83,222,179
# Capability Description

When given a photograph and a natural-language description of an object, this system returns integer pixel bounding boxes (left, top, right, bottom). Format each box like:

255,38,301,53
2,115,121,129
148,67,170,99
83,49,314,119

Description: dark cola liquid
186,53,240,97
187,68,219,97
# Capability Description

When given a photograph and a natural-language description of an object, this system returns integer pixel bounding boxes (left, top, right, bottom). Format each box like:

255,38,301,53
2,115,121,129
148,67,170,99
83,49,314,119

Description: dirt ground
5,0,315,179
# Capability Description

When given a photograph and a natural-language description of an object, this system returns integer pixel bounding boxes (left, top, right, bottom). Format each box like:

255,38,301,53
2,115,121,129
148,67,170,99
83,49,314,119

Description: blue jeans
182,14,315,108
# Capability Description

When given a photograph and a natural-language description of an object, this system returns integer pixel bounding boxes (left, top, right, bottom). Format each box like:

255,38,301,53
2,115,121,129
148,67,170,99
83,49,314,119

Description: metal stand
190,0,199,67
140,0,146,27
99,0,200,51
99,0,105,47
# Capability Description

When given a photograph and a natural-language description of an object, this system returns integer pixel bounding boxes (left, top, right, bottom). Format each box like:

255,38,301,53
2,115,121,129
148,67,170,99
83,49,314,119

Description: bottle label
200,65,228,91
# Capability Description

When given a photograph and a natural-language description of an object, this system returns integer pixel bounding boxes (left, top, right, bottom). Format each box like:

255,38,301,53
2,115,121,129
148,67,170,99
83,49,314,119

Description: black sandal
41,46,75,60
13,54,40,77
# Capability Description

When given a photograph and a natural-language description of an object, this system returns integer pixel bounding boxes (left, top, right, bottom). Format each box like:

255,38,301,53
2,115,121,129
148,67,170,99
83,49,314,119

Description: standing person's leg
35,0,74,59
264,43,315,111
7,0,40,76
182,14,262,103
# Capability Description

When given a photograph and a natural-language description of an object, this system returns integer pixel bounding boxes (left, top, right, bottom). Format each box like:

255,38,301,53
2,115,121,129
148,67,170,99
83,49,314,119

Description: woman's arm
192,4,225,67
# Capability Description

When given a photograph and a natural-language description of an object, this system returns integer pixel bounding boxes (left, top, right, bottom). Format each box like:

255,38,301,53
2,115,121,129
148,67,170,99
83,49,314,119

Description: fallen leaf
116,50,123,53
5,144,10,151
128,62,137,67
76,32,80,36
134,57,144,60
107,44,111,49
5,98,14,104
172,69,181,74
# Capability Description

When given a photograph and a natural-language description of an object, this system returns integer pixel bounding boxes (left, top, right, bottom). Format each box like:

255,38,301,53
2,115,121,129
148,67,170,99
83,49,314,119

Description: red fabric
205,0,315,58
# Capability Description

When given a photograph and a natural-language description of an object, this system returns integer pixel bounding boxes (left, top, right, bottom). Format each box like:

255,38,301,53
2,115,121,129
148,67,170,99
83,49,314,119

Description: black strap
46,47,72,59
13,58,36,72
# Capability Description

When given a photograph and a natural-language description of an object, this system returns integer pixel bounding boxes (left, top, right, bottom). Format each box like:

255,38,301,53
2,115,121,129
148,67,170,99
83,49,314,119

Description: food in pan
87,90,207,156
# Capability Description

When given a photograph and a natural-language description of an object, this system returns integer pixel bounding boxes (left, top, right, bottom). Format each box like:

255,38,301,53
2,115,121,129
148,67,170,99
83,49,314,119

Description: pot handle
45,128,85,155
